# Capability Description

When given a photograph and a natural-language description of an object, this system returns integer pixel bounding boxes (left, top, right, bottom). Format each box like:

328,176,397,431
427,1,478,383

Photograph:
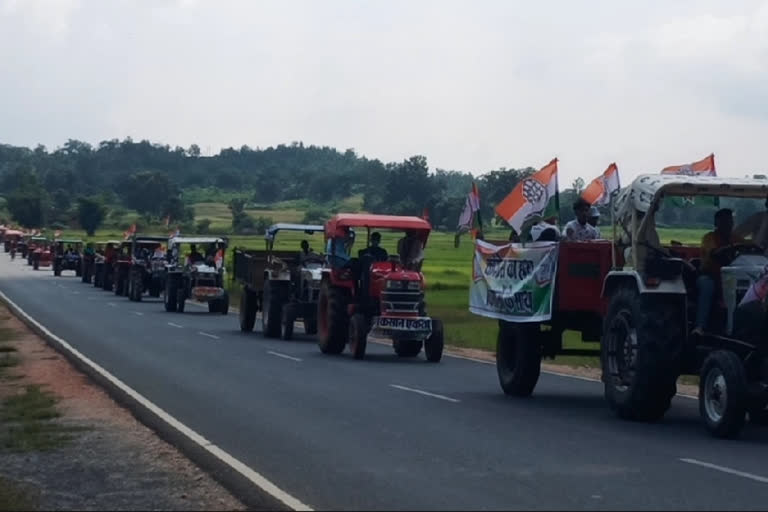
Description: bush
253,216,274,235
50,221,68,230
302,207,329,225
196,218,212,234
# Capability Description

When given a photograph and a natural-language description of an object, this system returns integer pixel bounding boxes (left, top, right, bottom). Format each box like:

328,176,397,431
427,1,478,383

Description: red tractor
317,214,443,362
29,237,53,270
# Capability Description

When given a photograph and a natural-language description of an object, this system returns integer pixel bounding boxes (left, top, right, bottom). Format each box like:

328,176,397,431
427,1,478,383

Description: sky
1,0,767,186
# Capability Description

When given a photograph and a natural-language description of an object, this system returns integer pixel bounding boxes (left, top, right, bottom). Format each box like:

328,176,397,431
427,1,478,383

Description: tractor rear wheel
33,259,39,271
700,350,747,438
177,288,186,313
496,321,542,397
103,270,113,291
394,340,422,358
239,289,257,332
164,278,178,312
602,287,681,422
317,280,348,355
53,262,61,277
262,281,285,338
425,319,444,363
348,313,368,360
132,272,143,302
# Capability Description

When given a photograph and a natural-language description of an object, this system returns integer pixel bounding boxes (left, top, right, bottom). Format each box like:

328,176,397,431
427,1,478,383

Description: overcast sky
1,0,766,185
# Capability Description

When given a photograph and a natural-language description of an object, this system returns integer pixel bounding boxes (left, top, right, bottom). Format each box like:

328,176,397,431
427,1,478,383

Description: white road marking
0,289,312,511
267,351,302,362
132,311,144,316
680,458,768,484
107,302,117,307
167,322,183,328
390,384,460,403
198,331,220,340
71,291,80,295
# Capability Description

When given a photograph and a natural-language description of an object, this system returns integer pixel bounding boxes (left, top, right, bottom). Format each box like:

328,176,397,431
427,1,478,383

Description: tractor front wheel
239,289,257,332
425,319,444,363
497,321,542,397
700,350,747,439
164,278,178,312
317,280,348,355
262,281,285,338
349,313,368,360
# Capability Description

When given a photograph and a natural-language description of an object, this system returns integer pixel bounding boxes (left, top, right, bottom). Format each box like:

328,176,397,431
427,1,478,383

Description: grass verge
0,476,37,511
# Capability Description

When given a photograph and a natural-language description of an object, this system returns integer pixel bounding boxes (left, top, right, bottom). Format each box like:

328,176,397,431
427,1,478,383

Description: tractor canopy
265,223,324,241
54,239,83,246
169,236,227,245
324,214,431,244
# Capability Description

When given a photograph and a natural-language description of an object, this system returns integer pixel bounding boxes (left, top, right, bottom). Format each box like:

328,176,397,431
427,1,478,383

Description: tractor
17,234,30,260
235,223,325,339
112,241,133,296
52,239,84,277
26,236,48,266
316,214,443,362
3,229,22,253
98,241,122,291
164,236,229,313
125,235,168,302
482,174,768,438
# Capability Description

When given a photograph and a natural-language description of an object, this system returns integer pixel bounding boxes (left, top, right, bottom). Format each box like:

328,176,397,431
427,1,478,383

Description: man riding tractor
317,214,443,362
52,239,84,277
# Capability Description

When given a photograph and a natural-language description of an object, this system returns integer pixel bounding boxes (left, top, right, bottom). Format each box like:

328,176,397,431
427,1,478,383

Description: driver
397,230,425,270
326,229,354,268
187,244,204,265
360,232,388,262
694,208,746,335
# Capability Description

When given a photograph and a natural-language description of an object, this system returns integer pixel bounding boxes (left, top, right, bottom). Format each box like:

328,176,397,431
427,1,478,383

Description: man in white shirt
530,215,561,242
563,198,599,241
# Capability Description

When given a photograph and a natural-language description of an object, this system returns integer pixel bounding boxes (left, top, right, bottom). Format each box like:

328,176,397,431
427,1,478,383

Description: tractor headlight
385,280,404,290
407,281,421,291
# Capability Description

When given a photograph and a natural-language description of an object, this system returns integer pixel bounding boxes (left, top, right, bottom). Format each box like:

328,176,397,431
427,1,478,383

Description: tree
5,166,46,228
188,144,201,157
302,207,329,225
77,196,107,236
229,198,254,233
117,170,179,216
571,177,585,195
196,218,212,234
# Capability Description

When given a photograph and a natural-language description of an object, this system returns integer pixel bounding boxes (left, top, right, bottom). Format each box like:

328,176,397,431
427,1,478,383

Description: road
1,257,768,511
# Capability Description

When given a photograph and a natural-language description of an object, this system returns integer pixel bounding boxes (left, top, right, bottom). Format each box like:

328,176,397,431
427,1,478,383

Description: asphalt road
1,257,768,510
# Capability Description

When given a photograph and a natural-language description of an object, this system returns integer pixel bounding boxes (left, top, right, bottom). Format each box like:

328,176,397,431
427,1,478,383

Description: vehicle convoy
26,236,48,266
17,234,30,260
483,174,768,438
164,236,229,314
28,237,52,270
99,241,122,291
80,242,98,283
317,214,443,362
52,239,83,277
125,235,168,302
234,224,324,339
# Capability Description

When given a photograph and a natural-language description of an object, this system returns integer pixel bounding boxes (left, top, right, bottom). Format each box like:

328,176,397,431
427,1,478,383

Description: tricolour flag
495,158,559,234
455,181,482,247
661,153,716,176
123,223,136,240
582,163,620,206
215,249,224,269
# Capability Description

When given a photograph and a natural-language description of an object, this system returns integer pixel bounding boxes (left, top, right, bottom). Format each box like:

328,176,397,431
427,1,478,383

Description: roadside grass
0,476,37,511
0,385,81,452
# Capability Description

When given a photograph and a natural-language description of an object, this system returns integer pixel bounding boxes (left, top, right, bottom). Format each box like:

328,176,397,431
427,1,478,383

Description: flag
214,249,224,269
495,158,559,235
582,163,620,206
421,207,430,223
455,182,483,247
661,153,716,176
54,229,62,238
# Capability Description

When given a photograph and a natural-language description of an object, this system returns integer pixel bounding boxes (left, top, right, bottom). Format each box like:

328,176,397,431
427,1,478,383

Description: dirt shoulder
0,305,245,511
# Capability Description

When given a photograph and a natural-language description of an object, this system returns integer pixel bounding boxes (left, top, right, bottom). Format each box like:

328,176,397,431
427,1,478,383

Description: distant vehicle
26,236,48,266
4,230,23,253
234,223,324,339
482,174,768,438
29,237,52,270
126,235,169,302
317,214,443,362
164,236,229,314
52,239,84,277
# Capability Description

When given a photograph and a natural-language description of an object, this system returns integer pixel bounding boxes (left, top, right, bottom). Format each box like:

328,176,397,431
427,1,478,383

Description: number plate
373,317,432,332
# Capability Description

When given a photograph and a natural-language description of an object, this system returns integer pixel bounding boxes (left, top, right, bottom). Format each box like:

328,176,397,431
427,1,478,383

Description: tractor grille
381,291,422,314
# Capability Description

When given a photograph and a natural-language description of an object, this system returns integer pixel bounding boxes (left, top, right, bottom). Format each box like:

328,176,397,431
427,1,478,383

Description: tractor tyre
208,301,217,313
103,270,113,291
177,288,186,313
303,314,318,336
394,340,422,358
33,259,39,271
281,304,295,341
220,291,229,315
75,265,82,277
262,281,285,339
239,290,257,332
317,280,348,355
133,273,143,302
81,265,88,283
53,262,61,277
496,321,542,397
348,313,368,360
425,318,444,363
602,287,681,422
115,274,125,296
164,278,178,312
700,350,747,439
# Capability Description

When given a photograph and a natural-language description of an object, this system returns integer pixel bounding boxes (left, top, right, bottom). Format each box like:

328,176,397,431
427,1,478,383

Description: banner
470,239,559,322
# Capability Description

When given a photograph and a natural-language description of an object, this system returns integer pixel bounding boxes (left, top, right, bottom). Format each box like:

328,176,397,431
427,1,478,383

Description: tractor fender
602,270,686,298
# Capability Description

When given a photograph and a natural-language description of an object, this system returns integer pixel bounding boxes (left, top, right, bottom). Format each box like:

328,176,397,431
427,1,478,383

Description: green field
54,205,711,367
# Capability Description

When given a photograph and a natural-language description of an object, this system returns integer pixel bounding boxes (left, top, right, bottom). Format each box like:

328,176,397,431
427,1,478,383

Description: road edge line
0,289,312,512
